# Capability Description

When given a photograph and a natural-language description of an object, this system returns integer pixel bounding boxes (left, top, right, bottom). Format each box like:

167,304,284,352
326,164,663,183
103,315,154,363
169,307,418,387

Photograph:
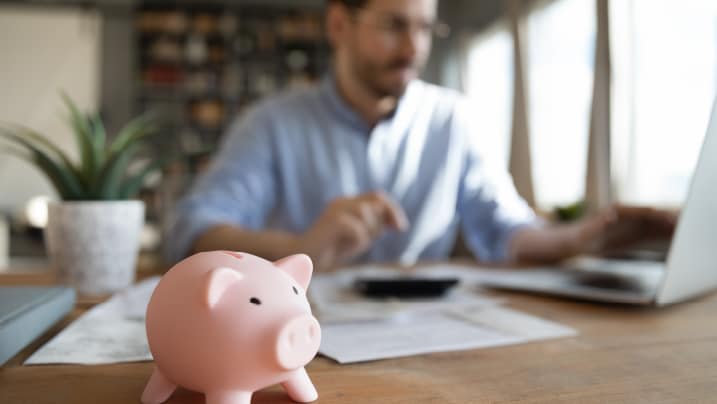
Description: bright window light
464,24,514,171
611,0,717,207
527,0,596,210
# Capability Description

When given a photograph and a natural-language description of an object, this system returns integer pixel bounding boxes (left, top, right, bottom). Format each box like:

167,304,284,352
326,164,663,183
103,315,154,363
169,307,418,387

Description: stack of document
24,278,157,365
25,265,577,366
310,266,501,323
0,286,75,365
312,264,577,364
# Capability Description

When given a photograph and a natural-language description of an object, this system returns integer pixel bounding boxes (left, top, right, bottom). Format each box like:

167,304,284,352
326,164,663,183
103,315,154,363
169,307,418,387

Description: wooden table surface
2,267,717,404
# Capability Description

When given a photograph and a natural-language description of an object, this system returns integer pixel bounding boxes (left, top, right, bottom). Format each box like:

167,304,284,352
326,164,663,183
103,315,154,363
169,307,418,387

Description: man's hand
572,205,677,256
510,205,678,264
296,191,409,271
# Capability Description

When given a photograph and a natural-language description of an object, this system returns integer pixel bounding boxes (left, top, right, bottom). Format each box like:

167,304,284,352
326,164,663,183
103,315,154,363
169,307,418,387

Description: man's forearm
191,224,302,261
508,225,584,264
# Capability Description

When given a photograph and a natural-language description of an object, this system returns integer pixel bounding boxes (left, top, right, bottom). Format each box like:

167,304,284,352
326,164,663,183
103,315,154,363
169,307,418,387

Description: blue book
0,286,76,366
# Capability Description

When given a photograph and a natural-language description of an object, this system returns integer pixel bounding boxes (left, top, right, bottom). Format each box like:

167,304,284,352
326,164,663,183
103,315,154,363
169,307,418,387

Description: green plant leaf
89,113,106,168
60,92,96,183
0,145,29,160
92,115,159,199
0,124,81,179
1,93,162,200
0,131,84,199
94,144,143,199
118,156,172,199
109,113,158,157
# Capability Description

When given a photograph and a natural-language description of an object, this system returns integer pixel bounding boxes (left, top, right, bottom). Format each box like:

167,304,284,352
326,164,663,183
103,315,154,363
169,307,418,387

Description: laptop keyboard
563,257,666,292
572,271,646,291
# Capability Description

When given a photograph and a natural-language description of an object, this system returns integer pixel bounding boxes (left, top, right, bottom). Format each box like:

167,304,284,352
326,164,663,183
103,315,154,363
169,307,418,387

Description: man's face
335,0,437,98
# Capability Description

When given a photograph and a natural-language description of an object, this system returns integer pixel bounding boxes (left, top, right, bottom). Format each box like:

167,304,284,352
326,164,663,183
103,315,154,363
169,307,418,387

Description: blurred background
1,0,715,268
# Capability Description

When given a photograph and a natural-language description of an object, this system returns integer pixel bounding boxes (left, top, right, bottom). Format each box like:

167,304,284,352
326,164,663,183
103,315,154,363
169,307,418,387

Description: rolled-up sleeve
164,108,277,264
455,101,541,263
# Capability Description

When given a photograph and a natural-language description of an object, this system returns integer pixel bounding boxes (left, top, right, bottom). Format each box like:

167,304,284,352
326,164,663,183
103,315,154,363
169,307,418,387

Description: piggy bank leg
281,368,318,403
141,367,177,404
205,390,252,404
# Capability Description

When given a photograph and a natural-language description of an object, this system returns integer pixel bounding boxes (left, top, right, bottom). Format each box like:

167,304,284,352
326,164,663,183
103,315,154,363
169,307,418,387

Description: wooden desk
2,269,717,404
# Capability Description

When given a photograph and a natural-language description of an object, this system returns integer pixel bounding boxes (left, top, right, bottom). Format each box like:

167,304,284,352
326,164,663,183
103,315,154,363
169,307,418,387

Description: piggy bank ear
274,254,313,290
203,267,244,309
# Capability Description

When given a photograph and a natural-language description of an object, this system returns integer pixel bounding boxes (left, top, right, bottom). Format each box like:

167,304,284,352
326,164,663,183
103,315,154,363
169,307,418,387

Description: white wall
0,5,101,214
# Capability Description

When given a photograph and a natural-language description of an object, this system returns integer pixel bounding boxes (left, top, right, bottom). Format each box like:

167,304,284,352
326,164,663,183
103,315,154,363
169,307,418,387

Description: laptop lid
656,98,717,305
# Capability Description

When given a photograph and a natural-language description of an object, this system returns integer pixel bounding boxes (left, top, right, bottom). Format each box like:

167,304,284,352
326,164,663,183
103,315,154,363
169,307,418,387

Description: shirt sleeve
454,99,541,263
164,107,278,264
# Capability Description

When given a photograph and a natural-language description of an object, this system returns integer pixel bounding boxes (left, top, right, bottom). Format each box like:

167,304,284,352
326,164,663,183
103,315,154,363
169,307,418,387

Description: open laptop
480,98,717,306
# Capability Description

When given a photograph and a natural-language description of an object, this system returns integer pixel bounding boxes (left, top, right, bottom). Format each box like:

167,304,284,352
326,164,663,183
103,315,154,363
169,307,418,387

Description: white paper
314,265,577,364
24,277,160,365
319,306,577,364
310,265,501,323
444,305,578,340
24,264,578,366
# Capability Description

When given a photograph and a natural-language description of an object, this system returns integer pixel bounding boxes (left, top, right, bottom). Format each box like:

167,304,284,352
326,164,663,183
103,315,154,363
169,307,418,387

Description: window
526,0,596,209
611,0,717,207
463,24,514,170
0,6,100,212
464,0,715,211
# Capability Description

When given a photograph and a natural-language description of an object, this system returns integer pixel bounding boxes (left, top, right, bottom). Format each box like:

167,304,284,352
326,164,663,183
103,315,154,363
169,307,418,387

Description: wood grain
2,269,716,404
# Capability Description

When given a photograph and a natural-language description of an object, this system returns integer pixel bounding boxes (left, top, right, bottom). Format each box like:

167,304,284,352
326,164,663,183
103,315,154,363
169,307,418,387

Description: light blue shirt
166,76,538,265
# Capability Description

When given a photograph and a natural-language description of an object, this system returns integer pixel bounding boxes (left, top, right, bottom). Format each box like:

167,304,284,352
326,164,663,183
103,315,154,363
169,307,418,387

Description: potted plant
0,94,165,295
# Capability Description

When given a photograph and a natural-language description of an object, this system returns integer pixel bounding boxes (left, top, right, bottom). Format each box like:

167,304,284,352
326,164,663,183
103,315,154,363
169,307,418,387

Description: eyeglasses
348,8,451,42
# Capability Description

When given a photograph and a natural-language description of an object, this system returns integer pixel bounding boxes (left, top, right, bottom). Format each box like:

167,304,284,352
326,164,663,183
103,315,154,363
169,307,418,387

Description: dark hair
326,0,369,9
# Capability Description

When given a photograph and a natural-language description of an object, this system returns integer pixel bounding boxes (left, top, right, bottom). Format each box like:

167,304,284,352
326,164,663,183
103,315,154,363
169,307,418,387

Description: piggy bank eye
292,286,299,295
250,297,262,305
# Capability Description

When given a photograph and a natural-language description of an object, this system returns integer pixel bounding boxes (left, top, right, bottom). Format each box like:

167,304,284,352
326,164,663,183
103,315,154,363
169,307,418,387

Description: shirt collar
320,72,420,134
320,73,369,132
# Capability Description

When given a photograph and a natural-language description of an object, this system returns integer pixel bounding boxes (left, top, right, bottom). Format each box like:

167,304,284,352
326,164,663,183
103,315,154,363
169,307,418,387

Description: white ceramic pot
45,200,144,296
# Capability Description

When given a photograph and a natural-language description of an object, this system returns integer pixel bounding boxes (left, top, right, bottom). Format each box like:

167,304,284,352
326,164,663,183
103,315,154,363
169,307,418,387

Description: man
166,0,675,270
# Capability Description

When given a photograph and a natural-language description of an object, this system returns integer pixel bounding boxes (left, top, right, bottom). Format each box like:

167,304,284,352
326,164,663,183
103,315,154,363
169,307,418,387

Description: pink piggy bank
141,251,321,404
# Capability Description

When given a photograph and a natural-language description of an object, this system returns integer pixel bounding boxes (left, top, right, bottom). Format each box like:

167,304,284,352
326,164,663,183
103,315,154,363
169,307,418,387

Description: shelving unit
132,2,331,249
135,2,330,157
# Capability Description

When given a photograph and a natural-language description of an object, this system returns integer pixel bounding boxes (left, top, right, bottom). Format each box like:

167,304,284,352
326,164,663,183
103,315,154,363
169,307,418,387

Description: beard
354,57,423,98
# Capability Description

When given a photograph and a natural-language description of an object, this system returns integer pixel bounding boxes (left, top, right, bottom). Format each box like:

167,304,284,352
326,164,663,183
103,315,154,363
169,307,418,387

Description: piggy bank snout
275,314,321,370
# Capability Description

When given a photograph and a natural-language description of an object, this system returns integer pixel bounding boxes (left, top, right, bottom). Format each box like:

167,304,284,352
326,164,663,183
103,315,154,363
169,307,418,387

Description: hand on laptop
575,205,678,256
297,191,409,271
509,205,678,264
